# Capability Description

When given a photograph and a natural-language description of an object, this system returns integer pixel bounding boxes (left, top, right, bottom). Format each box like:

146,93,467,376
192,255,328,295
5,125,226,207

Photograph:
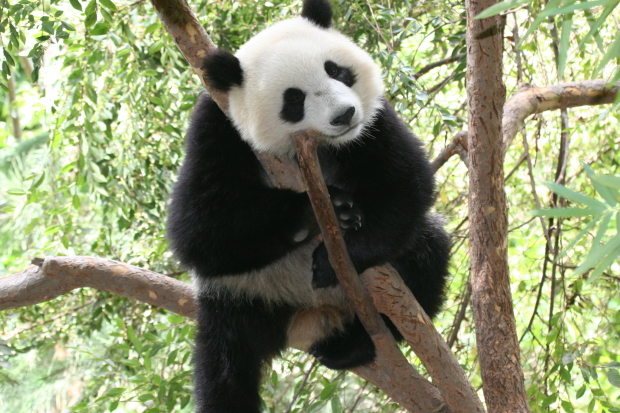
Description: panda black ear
301,0,333,29
202,49,244,92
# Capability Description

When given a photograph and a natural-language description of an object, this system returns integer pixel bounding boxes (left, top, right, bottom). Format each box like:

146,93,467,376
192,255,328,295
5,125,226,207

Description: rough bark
465,1,530,413
362,265,484,413
431,130,469,172
0,257,196,318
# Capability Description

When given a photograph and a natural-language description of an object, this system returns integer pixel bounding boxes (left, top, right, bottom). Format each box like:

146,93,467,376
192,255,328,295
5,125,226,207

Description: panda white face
227,17,384,157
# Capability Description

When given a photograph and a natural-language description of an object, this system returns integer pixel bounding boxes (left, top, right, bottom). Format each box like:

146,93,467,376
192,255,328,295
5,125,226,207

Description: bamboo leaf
545,183,607,210
558,13,573,78
531,207,600,218
587,243,620,284
593,32,620,77
556,217,600,261
585,165,617,206
591,174,620,190
590,213,612,249
574,233,620,276
520,0,562,45
474,0,531,19
579,0,620,48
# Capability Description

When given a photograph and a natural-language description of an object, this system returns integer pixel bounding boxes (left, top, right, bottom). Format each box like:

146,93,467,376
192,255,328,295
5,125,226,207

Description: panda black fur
167,0,450,412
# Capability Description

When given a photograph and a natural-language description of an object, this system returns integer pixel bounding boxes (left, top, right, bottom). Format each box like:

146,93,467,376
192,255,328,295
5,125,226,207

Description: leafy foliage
0,0,618,412
532,166,620,283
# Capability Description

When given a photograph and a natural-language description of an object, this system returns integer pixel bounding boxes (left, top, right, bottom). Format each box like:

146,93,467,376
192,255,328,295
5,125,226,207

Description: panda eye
283,88,305,103
324,61,340,78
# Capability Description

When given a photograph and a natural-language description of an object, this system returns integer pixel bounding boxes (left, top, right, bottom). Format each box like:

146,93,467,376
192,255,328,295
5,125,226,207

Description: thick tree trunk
465,2,530,413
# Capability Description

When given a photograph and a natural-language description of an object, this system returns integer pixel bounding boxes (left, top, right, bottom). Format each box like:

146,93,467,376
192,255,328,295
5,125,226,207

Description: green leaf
43,225,61,234
320,381,338,400
85,13,97,28
166,349,177,365
574,233,620,276
99,0,117,11
562,400,575,413
167,314,184,324
90,23,109,36
69,0,82,11
576,384,587,399
103,388,126,398
608,368,620,388
579,0,620,48
591,174,620,191
148,40,164,55
143,69,158,76
585,165,618,206
593,31,620,77
530,207,600,218
544,183,607,211
85,0,97,15
474,0,530,19
331,395,343,413
7,188,27,196
3,49,15,66
127,325,142,352
558,13,573,78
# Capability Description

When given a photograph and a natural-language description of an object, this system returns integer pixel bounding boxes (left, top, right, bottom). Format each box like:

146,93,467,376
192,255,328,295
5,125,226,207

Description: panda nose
330,107,356,126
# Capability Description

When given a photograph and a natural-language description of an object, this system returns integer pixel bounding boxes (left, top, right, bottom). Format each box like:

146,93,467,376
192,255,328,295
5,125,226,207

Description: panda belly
194,240,350,308
193,240,355,351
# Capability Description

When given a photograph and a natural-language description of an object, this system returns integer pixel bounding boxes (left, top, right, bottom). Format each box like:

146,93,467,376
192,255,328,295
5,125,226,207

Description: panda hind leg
308,316,376,370
390,213,451,322
194,294,294,413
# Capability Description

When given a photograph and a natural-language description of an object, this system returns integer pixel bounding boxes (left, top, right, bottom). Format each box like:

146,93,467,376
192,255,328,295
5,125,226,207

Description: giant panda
166,0,450,412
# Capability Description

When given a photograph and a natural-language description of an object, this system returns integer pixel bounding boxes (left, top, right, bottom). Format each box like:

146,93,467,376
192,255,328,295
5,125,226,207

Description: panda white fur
167,1,450,412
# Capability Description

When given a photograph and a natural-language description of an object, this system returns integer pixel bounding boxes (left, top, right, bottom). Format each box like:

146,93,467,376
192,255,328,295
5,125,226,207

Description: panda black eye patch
280,88,306,123
324,60,356,87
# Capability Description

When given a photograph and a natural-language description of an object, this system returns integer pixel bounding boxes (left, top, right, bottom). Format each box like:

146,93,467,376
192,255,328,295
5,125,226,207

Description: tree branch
0,257,196,318
1,256,455,413
432,80,619,171
295,133,458,413
431,130,468,172
413,53,465,80
502,80,619,153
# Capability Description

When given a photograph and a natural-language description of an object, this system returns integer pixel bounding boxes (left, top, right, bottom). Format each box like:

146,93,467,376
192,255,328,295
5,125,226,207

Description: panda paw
329,187,363,232
311,244,339,288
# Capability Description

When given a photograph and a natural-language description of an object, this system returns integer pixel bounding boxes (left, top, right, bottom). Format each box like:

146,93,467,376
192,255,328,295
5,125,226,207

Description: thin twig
447,281,471,349
284,359,318,413
413,53,466,79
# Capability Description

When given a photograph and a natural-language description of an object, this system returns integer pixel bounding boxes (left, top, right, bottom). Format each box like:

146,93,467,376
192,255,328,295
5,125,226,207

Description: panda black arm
313,100,437,286
167,94,316,276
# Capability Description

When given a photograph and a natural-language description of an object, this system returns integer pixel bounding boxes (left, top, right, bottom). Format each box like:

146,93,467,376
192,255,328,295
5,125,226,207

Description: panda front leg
193,293,295,413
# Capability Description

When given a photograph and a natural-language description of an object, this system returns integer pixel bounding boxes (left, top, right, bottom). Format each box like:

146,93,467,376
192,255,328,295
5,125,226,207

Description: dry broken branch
431,130,468,172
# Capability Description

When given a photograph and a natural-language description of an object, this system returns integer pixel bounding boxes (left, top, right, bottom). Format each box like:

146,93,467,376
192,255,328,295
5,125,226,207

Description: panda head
203,0,384,156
